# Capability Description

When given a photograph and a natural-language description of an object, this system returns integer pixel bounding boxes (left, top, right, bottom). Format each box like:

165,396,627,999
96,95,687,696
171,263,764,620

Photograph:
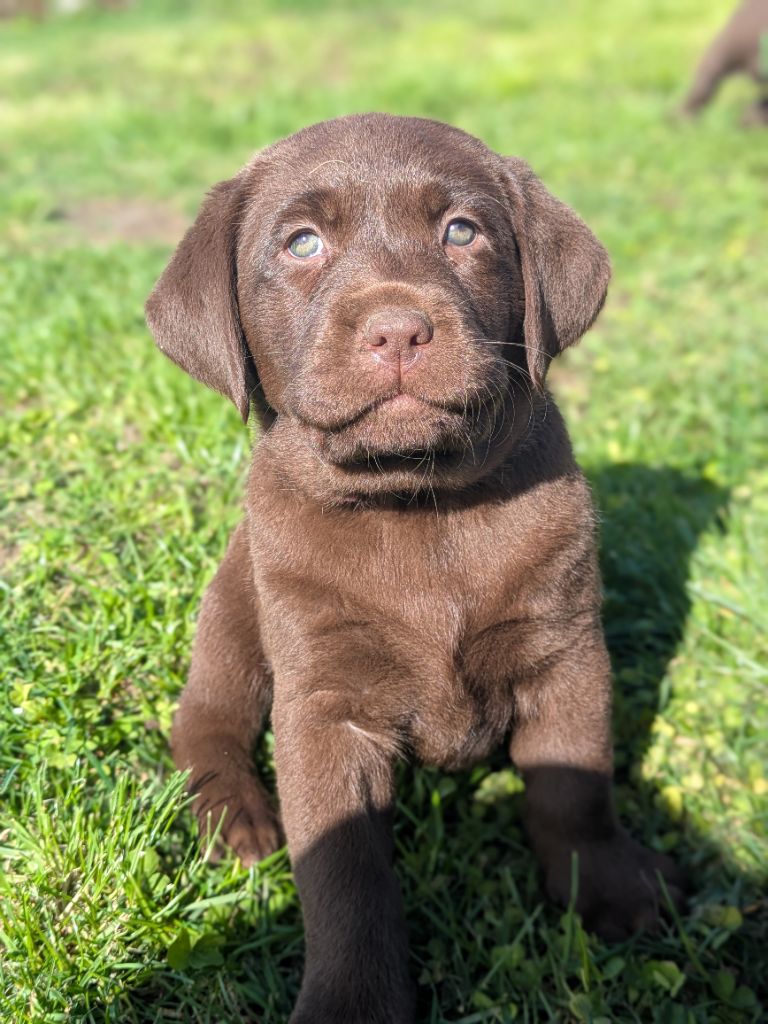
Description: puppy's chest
256,501,530,639
333,527,531,767
253,504,562,766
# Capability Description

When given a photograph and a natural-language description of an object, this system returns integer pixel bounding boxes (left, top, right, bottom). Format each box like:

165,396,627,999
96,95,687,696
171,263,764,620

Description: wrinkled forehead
249,117,505,231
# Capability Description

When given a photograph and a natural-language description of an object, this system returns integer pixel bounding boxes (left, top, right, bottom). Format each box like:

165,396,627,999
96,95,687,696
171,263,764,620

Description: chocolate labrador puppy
146,114,683,1023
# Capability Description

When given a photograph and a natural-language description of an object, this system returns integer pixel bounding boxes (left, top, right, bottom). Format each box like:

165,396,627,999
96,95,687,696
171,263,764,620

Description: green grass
1,1,766,1021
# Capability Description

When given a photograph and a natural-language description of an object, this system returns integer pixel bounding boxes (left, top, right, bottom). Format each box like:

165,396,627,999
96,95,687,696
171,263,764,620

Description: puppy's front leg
510,624,685,939
273,685,413,1024
172,522,280,866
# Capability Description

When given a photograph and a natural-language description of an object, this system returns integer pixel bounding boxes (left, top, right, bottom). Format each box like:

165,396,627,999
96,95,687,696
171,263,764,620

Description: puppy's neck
254,390,568,512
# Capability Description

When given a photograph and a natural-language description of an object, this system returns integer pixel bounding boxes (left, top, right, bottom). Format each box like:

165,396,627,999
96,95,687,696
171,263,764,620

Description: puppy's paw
543,830,686,940
190,770,282,868
203,799,282,868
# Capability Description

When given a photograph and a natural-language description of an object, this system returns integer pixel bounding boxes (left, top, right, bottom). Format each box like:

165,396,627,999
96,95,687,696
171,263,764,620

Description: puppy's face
147,115,610,496
239,121,522,478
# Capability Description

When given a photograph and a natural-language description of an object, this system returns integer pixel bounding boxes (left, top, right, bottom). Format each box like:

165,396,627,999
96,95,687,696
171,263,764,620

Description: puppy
146,114,684,1024
681,0,768,124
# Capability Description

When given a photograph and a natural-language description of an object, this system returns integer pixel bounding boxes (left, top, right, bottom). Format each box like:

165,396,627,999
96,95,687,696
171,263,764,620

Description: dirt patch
47,197,188,246
0,540,21,571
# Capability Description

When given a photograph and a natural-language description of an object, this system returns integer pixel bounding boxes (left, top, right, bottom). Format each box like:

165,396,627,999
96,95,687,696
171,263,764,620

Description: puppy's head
146,114,609,495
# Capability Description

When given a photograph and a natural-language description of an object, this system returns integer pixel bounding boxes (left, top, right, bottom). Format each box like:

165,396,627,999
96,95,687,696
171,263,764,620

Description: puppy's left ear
504,158,611,389
145,173,256,422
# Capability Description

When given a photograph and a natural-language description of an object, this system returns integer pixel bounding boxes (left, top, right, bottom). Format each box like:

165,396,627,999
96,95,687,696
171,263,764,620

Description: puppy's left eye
444,220,476,247
288,231,324,259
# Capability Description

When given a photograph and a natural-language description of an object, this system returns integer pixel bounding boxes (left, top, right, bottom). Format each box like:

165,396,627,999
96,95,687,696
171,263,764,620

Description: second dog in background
681,0,768,124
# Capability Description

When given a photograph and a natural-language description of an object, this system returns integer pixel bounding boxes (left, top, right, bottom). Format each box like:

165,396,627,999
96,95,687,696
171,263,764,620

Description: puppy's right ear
145,174,256,422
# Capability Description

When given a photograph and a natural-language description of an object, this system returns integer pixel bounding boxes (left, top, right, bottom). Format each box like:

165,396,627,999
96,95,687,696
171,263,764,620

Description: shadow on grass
591,462,728,775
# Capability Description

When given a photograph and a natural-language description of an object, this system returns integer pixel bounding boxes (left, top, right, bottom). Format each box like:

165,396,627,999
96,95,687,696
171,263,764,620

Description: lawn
0,1,766,1022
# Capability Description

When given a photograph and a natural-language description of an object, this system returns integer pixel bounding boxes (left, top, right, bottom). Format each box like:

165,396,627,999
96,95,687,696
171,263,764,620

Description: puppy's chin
305,395,517,499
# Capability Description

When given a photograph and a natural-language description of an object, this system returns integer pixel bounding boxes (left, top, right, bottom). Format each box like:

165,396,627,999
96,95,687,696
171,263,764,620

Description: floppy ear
145,174,257,422
504,158,611,389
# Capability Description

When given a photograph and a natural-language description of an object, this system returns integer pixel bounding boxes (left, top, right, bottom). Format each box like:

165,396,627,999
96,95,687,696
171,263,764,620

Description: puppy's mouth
375,394,427,414
297,389,467,434
308,390,498,470
333,446,469,478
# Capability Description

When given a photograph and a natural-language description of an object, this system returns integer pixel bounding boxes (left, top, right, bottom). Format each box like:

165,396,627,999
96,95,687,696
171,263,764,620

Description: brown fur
681,0,768,124
146,114,684,1023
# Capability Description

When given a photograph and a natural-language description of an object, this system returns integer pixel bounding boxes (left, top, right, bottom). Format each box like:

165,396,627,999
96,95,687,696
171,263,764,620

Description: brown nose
363,309,433,370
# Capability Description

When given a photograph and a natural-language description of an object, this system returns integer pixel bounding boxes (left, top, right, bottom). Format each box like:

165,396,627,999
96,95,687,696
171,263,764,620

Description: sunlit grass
0,1,766,1021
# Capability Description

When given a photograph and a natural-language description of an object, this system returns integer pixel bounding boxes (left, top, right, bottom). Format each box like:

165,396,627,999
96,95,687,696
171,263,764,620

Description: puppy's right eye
288,232,324,259
444,219,477,247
